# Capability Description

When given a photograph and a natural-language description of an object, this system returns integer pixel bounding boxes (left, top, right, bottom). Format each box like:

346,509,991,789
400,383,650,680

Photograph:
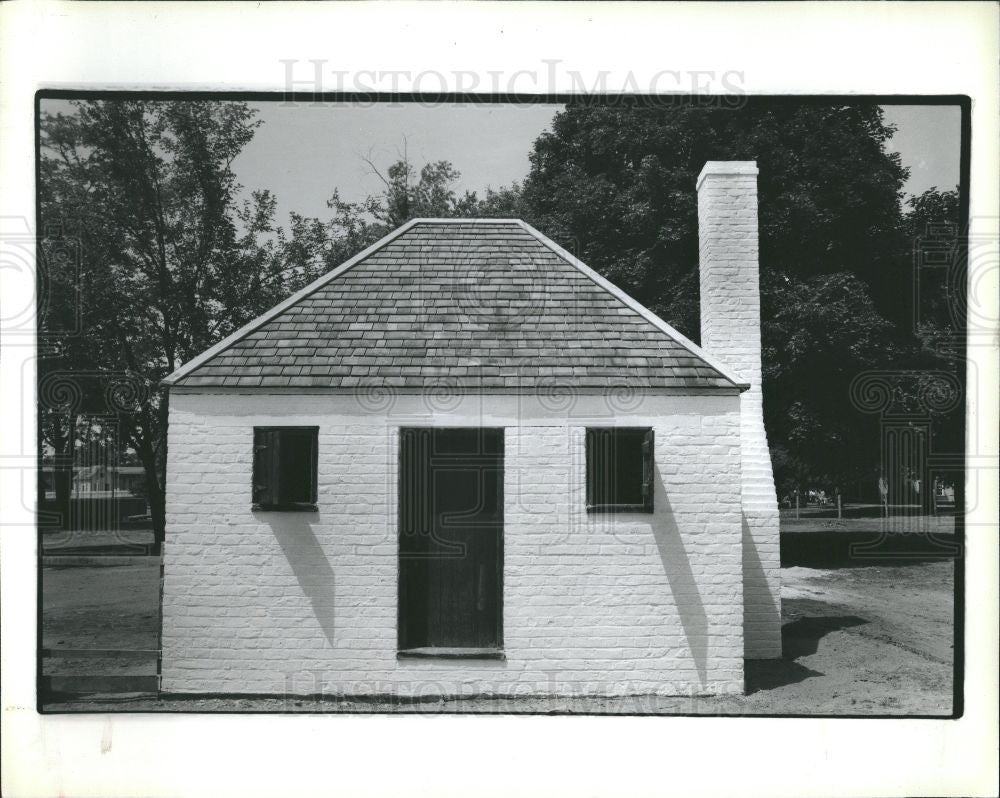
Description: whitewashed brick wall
161,391,745,697
698,161,783,659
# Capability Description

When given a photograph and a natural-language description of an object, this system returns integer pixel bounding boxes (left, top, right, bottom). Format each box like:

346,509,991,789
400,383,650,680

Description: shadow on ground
782,531,959,569
745,614,868,695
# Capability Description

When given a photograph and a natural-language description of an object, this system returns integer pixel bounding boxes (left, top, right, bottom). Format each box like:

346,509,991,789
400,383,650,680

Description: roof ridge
407,217,522,224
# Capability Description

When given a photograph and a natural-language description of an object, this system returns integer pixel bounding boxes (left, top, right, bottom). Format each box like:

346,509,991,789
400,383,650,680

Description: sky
881,104,962,196
40,99,962,225
235,101,562,224
233,101,961,225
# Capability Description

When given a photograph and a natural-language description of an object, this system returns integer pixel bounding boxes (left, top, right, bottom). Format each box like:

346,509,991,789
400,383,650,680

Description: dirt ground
41,540,956,715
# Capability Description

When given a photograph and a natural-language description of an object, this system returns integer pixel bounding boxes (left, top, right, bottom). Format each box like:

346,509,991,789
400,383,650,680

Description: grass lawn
40,516,957,715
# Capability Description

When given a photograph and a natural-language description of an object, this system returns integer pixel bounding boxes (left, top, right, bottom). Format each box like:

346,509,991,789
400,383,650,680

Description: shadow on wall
258,512,337,647
742,512,781,655
650,465,708,688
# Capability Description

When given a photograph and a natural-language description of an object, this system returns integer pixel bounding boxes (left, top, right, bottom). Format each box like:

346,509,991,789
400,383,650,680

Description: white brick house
159,161,781,698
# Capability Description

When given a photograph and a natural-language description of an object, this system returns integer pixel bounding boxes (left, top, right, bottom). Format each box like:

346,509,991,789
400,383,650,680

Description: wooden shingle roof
163,219,747,391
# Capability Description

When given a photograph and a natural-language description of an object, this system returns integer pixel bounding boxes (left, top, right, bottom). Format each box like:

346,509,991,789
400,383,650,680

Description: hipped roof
163,219,747,391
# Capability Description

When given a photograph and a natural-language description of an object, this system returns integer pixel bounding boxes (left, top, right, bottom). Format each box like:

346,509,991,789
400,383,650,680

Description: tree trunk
148,476,166,550
919,461,935,515
130,389,169,552
48,412,77,531
136,445,166,549
37,408,47,519
53,458,74,531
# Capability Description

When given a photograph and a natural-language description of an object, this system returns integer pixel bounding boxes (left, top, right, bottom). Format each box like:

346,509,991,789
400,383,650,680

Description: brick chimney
697,161,781,659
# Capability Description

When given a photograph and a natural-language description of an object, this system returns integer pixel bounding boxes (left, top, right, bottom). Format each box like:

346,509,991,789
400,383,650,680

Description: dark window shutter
252,427,318,509
641,428,654,510
267,429,283,504
252,429,274,505
585,427,654,512
585,429,598,508
400,428,432,537
308,429,318,505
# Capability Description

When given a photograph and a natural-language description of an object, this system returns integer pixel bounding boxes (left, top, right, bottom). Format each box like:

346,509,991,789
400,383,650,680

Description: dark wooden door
398,428,503,651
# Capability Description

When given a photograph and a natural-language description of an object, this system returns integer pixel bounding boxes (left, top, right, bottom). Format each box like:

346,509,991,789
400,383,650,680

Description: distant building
41,465,145,498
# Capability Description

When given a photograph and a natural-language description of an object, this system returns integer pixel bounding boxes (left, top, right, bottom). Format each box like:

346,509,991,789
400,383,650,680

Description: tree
41,100,963,519
905,186,963,360
279,110,960,495
762,272,898,496
360,155,481,227
904,186,964,512
39,100,282,546
511,99,952,493
39,115,512,542
272,152,491,276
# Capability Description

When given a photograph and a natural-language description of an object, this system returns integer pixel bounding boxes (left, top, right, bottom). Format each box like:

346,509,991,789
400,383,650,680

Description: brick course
161,391,746,697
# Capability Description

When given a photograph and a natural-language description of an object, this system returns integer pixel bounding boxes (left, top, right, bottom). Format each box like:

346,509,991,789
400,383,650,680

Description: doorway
398,428,504,654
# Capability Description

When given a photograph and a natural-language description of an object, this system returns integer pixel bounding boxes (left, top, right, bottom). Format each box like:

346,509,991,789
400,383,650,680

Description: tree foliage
39,99,964,519
267,104,963,496
905,186,963,362
271,154,490,275
39,100,281,541
508,100,962,495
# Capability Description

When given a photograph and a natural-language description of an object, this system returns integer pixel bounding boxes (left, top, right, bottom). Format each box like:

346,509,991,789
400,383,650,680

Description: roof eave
165,383,747,395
